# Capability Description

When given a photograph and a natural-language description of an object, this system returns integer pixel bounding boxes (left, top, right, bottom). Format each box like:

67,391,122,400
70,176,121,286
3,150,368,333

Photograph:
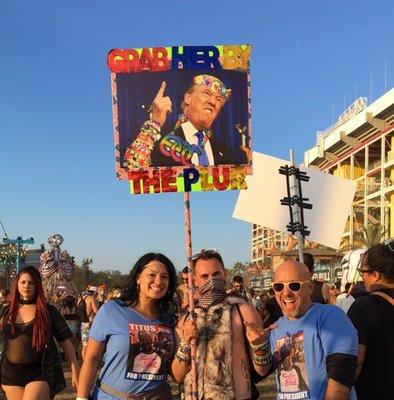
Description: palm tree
339,223,386,252
359,223,386,247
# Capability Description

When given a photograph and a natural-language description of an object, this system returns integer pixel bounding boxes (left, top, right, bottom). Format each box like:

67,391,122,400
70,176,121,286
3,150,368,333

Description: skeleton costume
40,234,78,298
183,277,247,400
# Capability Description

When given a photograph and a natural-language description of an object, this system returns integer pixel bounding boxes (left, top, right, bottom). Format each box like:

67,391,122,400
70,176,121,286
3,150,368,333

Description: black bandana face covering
199,276,227,309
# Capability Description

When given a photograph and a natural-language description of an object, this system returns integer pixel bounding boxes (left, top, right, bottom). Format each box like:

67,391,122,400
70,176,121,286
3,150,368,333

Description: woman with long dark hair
0,266,79,400
77,252,177,400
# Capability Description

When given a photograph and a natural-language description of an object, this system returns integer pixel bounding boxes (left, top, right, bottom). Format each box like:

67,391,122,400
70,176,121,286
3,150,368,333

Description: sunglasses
271,280,310,293
357,267,374,275
191,248,219,260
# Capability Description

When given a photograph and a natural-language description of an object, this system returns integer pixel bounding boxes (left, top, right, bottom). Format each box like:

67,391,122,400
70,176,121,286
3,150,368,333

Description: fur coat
183,296,247,400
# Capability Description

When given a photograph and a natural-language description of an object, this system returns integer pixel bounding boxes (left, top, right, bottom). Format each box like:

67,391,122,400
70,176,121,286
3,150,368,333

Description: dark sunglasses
271,280,310,293
192,248,219,260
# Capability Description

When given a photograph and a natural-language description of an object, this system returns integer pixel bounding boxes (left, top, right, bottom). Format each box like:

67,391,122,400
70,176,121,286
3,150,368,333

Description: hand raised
244,320,277,346
151,81,172,127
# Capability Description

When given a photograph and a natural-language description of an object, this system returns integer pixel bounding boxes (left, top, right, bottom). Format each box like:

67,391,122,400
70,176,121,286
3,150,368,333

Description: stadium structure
251,88,394,282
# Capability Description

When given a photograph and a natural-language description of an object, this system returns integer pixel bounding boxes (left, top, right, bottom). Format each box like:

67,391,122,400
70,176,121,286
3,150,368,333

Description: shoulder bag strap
371,291,394,306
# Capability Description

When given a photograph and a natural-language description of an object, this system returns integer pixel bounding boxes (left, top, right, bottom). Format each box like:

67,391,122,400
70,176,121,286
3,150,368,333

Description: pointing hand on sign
151,81,172,127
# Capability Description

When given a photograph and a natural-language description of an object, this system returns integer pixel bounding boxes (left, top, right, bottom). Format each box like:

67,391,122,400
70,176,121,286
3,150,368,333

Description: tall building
304,90,394,248
251,225,292,266
251,89,394,269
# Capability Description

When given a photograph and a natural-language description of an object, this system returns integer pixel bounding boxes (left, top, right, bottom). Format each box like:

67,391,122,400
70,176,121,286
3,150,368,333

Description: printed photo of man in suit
123,74,236,169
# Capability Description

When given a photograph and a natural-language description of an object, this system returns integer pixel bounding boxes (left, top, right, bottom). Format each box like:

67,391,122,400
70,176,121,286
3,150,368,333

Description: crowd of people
0,244,392,400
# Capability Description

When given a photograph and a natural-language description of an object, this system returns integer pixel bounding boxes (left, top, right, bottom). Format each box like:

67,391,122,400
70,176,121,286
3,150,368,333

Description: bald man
268,260,358,400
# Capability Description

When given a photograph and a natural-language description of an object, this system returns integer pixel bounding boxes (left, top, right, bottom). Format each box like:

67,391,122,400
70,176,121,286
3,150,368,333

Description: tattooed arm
171,315,197,383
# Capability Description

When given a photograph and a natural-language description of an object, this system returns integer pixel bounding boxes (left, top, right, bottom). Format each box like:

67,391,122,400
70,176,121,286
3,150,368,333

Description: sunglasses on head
271,280,310,293
384,239,394,254
191,248,219,260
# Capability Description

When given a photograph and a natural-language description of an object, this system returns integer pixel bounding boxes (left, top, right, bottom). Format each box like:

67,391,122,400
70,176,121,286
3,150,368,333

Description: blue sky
1,0,393,273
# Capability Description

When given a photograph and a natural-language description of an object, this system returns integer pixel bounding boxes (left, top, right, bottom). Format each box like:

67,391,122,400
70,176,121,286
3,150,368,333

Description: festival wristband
253,352,272,366
175,340,191,362
250,339,270,352
142,120,161,141
147,119,161,133
180,339,191,348
123,120,161,169
179,340,191,354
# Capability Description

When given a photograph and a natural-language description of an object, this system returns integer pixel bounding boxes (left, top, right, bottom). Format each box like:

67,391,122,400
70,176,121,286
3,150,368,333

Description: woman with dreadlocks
0,266,79,400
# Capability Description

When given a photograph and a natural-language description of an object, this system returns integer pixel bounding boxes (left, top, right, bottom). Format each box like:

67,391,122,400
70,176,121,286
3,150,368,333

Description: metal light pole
2,236,34,273
82,258,93,288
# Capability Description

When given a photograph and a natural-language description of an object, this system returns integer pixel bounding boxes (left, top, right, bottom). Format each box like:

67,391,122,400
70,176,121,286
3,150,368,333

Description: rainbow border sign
108,45,252,194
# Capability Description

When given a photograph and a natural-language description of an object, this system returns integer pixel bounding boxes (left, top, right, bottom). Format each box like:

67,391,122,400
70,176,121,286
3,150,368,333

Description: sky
1,0,394,273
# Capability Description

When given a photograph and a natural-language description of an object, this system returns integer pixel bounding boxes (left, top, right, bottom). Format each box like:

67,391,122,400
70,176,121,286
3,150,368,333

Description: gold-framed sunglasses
271,280,311,293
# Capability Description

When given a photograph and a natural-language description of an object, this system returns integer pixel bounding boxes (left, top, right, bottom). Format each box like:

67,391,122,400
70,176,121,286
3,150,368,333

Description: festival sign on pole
107,44,252,400
107,45,252,194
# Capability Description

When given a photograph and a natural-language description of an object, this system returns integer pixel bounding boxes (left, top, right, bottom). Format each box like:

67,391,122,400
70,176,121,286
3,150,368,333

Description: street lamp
82,258,93,288
2,236,34,273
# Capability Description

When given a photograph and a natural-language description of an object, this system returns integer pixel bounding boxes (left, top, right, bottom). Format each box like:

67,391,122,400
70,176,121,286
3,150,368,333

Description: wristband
250,339,270,354
147,119,161,133
179,339,191,349
175,340,191,362
123,120,161,169
250,339,269,350
253,352,272,366
251,339,271,364
76,397,88,400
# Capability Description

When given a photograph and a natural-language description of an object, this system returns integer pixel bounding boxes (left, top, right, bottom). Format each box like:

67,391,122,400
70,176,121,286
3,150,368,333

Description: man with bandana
123,75,235,169
171,249,273,400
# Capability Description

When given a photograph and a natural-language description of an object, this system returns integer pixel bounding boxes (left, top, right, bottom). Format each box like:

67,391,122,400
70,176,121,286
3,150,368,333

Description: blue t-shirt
89,300,174,400
269,304,358,400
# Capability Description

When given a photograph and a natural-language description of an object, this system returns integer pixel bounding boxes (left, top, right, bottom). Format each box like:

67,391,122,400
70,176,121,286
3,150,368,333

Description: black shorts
1,357,46,387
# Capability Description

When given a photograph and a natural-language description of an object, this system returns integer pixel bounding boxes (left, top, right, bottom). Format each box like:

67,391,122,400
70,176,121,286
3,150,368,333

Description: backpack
78,296,90,323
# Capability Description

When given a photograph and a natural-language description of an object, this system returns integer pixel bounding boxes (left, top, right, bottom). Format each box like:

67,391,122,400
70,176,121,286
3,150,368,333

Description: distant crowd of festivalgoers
0,258,380,355
0,246,392,400
0,260,356,351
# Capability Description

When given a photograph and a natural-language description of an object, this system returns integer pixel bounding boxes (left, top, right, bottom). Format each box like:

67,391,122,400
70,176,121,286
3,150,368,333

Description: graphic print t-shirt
269,304,358,400
89,301,173,399
126,323,172,380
